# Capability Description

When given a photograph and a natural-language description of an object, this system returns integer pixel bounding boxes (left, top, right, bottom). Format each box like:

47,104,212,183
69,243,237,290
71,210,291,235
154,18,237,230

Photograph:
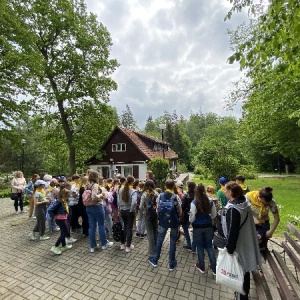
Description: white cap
175,181,183,187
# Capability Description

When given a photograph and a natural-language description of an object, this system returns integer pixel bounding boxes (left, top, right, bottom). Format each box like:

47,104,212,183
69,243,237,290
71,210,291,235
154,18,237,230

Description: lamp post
21,139,26,173
159,124,166,159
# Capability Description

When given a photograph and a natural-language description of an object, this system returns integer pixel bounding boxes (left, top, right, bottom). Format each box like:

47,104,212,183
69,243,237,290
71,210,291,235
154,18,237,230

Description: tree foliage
147,158,169,190
120,104,137,130
0,0,119,174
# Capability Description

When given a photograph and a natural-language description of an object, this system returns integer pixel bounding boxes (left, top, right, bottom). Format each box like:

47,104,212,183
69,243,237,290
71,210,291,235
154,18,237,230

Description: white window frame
112,143,126,152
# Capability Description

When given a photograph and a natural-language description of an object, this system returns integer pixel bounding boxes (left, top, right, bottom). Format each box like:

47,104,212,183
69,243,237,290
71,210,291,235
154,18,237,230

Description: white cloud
85,0,248,128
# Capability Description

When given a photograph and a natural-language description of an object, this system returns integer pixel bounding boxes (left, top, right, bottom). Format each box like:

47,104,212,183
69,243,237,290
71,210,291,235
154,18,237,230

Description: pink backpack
82,184,95,206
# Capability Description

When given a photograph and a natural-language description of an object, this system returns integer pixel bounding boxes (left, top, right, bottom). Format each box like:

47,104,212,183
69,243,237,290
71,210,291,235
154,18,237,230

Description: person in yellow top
236,174,250,195
246,187,280,252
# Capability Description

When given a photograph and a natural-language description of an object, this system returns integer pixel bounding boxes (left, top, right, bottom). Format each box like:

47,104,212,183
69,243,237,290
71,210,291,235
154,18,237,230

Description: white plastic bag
216,248,245,295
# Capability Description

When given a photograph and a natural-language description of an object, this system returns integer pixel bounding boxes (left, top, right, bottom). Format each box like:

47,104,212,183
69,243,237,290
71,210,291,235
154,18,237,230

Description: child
236,174,250,195
48,188,73,255
28,180,50,241
46,181,60,233
135,181,146,238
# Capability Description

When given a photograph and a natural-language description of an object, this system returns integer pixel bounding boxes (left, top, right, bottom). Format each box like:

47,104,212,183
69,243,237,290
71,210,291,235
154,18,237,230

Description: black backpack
112,221,123,242
147,194,157,221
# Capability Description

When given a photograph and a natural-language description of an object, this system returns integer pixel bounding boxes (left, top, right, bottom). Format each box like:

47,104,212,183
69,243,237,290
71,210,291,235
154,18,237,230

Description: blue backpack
158,192,179,228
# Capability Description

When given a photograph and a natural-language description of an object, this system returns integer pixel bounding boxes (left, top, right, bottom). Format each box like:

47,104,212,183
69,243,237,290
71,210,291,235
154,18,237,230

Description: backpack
147,194,157,221
112,221,123,242
82,184,95,206
158,193,179,228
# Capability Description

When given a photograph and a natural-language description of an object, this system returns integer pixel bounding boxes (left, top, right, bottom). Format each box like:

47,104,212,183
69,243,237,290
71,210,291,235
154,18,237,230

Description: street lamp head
21,139,26,145
159,124,166,130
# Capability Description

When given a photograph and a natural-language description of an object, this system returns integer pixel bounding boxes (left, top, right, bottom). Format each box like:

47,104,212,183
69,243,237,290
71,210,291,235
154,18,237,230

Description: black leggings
14,193,24,212
55,219,70,247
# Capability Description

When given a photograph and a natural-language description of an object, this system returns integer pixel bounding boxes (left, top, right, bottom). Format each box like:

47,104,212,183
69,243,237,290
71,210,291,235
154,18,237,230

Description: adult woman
221,181,261,300
11,171,27,214
118,175,137,253
85,170,113,252
140,180,158,258
189,183,217,274
25,174,40,218
246,187,280,252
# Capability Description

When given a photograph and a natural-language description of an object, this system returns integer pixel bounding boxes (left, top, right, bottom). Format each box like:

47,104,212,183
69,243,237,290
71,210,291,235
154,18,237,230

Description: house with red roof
85,126,178,180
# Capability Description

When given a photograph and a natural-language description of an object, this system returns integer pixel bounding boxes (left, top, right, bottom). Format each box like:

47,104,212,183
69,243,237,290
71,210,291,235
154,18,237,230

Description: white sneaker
125,244,134,253
65,237,77,244
102,241,113,250
28,232,37,240
51,246,62,255
90,248,95,253
120,244,126,250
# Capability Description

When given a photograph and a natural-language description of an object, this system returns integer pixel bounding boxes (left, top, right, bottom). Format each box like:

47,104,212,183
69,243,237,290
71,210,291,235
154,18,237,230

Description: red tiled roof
119,127,178,160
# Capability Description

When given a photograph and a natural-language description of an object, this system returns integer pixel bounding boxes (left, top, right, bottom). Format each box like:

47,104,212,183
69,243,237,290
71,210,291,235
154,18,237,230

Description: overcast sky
85,0,247,129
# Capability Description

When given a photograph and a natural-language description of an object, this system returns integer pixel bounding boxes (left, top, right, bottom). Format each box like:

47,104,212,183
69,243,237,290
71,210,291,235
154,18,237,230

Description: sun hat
34,179,46,186
175,180,183,187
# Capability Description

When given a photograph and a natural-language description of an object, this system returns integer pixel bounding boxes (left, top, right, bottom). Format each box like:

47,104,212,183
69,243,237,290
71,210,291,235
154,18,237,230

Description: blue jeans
86,205,107,248
152,226,178,268
182,222,192,248
193,227,216,272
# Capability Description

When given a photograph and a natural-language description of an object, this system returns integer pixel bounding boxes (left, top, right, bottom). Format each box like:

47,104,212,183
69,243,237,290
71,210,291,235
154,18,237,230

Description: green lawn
191,175,300,237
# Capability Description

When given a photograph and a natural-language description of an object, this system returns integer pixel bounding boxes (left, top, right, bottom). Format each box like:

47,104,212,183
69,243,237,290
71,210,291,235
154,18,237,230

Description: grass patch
191,175,300,237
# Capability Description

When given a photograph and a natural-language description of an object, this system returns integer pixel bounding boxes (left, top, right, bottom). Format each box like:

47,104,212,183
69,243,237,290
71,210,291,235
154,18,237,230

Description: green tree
120,104,137,130
147,158,169,190
1,0,119,174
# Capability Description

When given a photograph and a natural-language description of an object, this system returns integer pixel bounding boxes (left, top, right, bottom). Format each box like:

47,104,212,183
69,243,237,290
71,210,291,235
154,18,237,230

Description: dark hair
133,179,139,189
58,188,71,200
259,187,273,202
225,181,243,198
194,183,211,214
236,175,245,182
122,175,135,203
165,179,175,190
143,180,155,193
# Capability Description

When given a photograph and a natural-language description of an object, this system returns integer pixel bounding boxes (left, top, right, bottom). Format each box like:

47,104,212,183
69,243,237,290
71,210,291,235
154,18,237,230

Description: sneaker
169,261,177,272
90,248,95,253
125,244,134,253
54,226,60,232
51,246,62,255
183,245,192,251
148,259,158,268
141,233,147,239
65,237,77,244
60,244,73,252
120,244,126,250
136,233,141,237
28,232,37,241
39,235,50,241
191,249,196,254
195,263,205,274
102,241,114,250
209,266,216,276
20,210,25,214
16,211,19,215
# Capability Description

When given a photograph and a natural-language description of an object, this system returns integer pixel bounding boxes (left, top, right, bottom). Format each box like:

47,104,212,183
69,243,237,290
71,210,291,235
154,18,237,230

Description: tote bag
216,248,245,295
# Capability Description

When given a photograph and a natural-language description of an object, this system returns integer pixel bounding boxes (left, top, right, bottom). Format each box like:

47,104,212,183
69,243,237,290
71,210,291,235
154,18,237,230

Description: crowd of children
11,170,280,300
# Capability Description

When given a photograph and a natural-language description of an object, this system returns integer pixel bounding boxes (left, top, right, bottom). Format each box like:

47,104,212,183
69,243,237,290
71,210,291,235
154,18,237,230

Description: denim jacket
48,200,68,218
25,181,34,197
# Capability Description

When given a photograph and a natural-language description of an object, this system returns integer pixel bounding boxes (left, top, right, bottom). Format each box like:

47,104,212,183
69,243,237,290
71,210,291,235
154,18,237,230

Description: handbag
216,248,245,295
213,232,227,248
56,214,68,220
11,193,18,201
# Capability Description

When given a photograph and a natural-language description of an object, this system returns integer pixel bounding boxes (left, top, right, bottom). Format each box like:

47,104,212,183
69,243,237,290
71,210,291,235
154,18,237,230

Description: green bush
194,164,210,179
147,158,169,190
238,165,258,179
177,163,187,173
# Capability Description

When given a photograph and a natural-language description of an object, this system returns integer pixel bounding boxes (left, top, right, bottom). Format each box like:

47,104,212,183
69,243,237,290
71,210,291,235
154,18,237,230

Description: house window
112,143,126,152
123,166,133,177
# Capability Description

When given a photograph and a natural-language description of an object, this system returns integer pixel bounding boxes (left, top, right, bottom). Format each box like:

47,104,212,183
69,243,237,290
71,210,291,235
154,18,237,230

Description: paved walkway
0,198,260,300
